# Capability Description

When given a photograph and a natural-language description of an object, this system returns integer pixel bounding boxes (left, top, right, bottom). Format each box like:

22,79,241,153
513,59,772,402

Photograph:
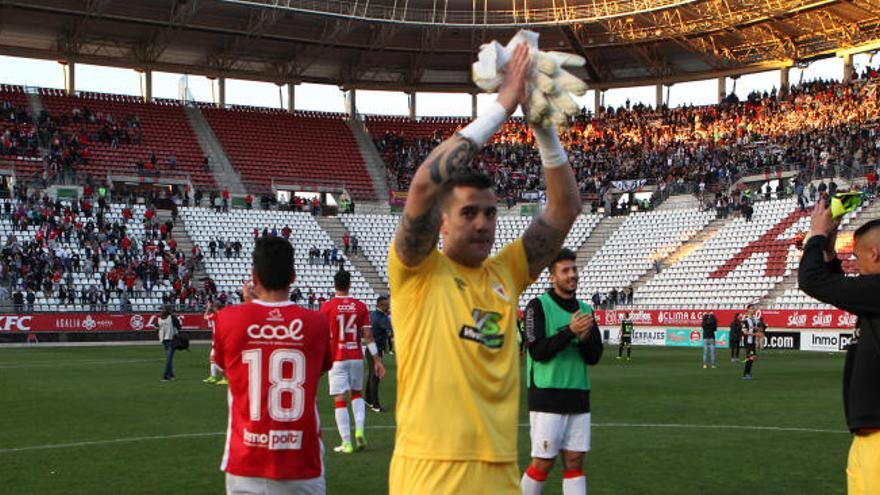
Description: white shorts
226,473,325,495
328,359,364,395
529,411,591,459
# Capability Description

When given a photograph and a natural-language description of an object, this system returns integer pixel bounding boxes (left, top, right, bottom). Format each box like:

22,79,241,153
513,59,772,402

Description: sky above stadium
0,53,875,116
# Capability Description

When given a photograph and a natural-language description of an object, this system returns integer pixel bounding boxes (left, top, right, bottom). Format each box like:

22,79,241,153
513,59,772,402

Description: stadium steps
25,91,50,164
345,117,390,202
315,215,388,296
350,200,392,215
661,216,729,270
656,193,702,211
158,209,208,290
576,215,626,266
629,216,731,295
762,198,880,308
184,106,245,195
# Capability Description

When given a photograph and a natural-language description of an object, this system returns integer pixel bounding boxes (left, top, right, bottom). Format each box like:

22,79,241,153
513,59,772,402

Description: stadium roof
1,0,879,92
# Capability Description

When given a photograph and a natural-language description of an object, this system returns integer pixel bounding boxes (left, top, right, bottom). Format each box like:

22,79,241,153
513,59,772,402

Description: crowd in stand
591,286,636,309
2,182,220,313
1,99,39,159
376,73,880,204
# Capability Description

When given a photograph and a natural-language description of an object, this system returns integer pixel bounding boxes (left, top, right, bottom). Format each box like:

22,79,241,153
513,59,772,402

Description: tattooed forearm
396,206,441,266
523,216,568,279
425,137,478,185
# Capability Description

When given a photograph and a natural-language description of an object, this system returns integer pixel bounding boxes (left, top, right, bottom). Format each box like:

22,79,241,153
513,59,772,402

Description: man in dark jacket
13,289,24,313
366,296,392,412
701,312,718,369
729,313,743,362
799,202,880,493
25,290,35,312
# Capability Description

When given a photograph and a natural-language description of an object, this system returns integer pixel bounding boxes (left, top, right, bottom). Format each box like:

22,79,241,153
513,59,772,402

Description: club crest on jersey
454,277,467,291
266,308,285,322
459,309,503,349
493,282,509,302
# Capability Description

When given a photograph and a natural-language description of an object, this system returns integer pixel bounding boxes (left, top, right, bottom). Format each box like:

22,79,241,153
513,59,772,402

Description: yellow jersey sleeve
490,238,533,295
388,240,440,298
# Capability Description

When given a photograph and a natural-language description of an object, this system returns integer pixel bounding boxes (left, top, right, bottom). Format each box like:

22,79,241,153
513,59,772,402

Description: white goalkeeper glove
472,29,587,128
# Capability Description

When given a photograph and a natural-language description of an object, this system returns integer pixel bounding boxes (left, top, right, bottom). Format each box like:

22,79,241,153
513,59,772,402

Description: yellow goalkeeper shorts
389,455,519,495
848,430,880,495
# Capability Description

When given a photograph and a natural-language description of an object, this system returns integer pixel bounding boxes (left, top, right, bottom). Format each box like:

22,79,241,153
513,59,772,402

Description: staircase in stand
315,215,388,296
628,216,731,296
25,92,50,164
158,209,208,290
576,215,626,266
184,106,246,194
345,117,390,203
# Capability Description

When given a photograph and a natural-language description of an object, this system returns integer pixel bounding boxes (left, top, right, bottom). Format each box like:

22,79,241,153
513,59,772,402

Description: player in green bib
521,249,603,495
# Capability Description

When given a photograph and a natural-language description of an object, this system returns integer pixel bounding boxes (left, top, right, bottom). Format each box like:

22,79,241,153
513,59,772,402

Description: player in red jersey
203,302,228,385
319,270,385,454
213,237,332,495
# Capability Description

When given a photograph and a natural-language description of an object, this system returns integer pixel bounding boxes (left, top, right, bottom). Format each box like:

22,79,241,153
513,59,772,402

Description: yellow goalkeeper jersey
388,238,532,462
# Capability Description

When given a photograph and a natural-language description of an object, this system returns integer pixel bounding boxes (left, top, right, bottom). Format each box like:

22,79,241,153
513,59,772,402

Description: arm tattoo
425,138,478,185
397,206,440,264
523,216,567,278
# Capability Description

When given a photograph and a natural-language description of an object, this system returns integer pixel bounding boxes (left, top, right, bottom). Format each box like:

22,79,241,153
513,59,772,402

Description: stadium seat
201,108,376,200
180,207,377,305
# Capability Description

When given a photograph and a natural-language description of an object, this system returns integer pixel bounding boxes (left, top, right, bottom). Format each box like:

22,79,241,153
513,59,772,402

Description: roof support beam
560,25,601,82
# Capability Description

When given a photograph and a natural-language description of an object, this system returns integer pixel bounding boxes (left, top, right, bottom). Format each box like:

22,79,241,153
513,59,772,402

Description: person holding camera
158,307,178,382
799,201,880,494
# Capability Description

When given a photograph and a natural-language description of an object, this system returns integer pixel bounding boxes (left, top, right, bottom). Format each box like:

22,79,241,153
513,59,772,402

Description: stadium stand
180,207,377,306
4,199,178,312
579,208,715,302
629,196,874,309
370,79,880,202
339,212,602,306
201,107,376,200
0,84,41,177
2,76,878,314
37,89,214,187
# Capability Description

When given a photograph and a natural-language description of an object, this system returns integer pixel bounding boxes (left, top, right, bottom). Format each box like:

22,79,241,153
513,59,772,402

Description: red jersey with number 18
213,300,332,480
320,296,370,362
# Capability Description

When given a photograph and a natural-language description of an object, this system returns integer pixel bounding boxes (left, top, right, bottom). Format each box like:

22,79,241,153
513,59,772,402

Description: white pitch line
591,422,848,434
0,358,163,369
0,422,848,454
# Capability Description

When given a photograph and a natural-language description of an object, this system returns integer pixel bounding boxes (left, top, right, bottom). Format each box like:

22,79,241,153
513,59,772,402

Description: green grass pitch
0,344,850,494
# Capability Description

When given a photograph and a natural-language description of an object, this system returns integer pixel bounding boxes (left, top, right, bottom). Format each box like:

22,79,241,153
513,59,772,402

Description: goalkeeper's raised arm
521,110,583,280
393,43,530,268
